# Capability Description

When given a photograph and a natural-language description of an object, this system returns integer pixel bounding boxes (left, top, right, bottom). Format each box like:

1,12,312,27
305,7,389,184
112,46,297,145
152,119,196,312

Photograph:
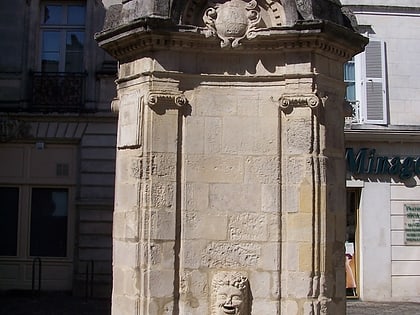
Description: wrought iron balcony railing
30,72,86,112
348,100,361,124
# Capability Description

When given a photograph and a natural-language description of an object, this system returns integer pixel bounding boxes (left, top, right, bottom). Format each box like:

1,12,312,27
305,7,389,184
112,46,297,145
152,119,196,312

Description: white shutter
361,39,388,124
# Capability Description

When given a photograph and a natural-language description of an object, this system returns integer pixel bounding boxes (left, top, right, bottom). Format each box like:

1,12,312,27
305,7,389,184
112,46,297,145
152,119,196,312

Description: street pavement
347,300,420,315
0,291,419,314
0,291,110,315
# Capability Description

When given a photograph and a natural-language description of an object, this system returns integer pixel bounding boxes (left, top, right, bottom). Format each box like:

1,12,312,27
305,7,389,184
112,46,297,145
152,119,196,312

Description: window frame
345,37,388,125
0,185,74,260
39,2,86,73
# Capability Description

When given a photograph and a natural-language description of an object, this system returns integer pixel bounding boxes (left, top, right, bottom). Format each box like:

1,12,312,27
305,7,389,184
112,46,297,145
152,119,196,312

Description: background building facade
0,0,117,297
342,0,420,302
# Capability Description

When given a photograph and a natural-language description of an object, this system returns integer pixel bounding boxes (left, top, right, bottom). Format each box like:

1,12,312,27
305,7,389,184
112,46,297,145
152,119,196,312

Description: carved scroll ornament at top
203,0,261,48
275,93,322,109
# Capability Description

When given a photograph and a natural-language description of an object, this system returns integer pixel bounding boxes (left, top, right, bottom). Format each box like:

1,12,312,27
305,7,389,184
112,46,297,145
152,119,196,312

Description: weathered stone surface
183,212,228,240
229,213,269,241
209,183,261,212
202,242,260,268
186,156,244,184
261,184,280,213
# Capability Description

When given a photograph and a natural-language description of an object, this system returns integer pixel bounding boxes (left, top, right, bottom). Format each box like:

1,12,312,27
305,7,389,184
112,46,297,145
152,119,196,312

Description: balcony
345,100,361,126
30,72,86,112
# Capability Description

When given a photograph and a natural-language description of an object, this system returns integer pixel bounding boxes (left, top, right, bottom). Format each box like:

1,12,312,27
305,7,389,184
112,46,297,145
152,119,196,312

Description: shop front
345,141,420,302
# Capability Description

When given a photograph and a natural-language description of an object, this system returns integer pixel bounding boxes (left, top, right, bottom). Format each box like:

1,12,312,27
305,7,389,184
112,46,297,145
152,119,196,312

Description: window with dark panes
41,3,86,72
30,188,68,257
0,187,19,256
32,2,87,111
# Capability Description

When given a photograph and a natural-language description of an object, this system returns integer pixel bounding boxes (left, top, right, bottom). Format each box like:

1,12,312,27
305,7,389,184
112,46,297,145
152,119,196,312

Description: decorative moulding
144,90,190,115
97,28,359,63
0,119,31,142
273,93,324,109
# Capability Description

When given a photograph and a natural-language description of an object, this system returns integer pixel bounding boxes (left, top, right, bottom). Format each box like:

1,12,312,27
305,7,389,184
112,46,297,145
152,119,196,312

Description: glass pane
42,31,60,52
43,5,62,24
65,31,84,72
41,52,60,72
65,52,84,72
346,83,356,101
42,31,61,72
0,188,19,256
30,188,68,257
66,31,84,51
67,5,86,25
344,62,355,81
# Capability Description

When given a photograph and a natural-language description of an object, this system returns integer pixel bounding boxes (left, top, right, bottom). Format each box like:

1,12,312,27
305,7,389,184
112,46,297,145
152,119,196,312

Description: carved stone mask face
216,285,244,315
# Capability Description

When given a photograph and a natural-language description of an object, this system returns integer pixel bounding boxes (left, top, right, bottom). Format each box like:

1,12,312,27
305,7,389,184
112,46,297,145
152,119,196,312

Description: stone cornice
96,20,367,63
115,72,316,86
343,5,420,16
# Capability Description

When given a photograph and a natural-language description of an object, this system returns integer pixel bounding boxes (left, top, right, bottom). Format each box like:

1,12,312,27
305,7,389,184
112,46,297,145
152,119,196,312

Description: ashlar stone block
183,212,228,240
185,155,244,183
209,183,261,212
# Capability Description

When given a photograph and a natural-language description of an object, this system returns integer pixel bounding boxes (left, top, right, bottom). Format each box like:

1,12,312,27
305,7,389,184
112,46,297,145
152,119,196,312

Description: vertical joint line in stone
173,110,183,314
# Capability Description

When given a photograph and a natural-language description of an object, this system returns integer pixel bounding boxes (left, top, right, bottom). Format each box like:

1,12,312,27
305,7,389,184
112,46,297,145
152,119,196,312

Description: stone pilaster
277,73,348,313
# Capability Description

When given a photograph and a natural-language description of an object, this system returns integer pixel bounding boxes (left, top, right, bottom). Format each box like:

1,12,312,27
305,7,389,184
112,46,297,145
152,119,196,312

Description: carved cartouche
203,0,261,48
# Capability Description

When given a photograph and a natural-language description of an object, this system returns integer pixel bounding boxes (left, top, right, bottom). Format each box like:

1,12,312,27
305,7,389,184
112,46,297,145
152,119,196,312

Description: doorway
346,189,360,298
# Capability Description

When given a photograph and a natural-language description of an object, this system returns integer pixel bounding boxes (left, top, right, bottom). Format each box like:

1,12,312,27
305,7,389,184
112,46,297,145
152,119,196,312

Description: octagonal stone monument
96,0,366,314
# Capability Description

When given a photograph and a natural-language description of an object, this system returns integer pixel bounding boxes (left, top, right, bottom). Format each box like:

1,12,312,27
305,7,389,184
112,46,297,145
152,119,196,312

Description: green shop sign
346,148,420,180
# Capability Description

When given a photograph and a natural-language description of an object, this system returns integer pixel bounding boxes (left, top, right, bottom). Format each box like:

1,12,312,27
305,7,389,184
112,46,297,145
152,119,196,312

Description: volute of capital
146,91,187,108
144,90,190,115
274,93,324,110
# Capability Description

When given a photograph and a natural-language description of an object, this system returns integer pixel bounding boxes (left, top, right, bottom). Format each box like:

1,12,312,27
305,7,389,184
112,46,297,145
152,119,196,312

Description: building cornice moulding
344,5,420,17
345,125,420,142
96,20,366,63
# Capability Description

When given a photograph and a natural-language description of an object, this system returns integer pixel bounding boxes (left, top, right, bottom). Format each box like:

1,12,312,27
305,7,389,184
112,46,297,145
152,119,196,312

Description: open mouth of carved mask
222,305,237,314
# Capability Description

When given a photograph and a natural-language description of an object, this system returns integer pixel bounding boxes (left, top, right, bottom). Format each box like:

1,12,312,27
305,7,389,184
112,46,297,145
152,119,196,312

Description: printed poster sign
404,204,420,245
